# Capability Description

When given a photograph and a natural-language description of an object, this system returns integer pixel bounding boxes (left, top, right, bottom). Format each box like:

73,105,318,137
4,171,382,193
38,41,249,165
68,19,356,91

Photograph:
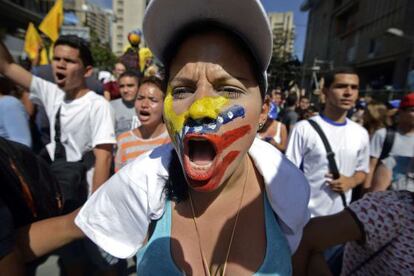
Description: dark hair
119,70,141,83
285,93,298,107
139,75,165,93
0,76,14,95
164,149,189,202
323,67,357,88
54,35,94,67
161,21,266,99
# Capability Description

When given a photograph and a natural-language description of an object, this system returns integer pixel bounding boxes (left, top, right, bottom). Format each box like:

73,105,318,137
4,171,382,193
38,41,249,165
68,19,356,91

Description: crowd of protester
0,0,413,275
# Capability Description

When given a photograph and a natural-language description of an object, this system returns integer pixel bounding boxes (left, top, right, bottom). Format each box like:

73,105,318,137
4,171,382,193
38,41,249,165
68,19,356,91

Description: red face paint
182,124,251,191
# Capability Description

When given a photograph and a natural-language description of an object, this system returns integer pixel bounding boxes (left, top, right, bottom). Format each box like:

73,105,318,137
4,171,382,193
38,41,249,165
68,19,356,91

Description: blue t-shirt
0,95,32,147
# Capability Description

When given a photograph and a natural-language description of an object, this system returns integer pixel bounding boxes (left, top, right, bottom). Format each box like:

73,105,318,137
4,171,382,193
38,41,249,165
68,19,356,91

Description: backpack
0,137,62,227
379,127,396,161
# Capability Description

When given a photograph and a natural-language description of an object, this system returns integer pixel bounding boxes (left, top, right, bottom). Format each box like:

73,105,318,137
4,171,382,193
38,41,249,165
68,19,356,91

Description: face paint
164,85,252,192
163,86,229,137
183,125,252,191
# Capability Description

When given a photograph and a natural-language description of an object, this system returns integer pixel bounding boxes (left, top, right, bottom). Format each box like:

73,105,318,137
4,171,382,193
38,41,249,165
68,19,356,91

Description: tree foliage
89,30,116,70
267,27,302,90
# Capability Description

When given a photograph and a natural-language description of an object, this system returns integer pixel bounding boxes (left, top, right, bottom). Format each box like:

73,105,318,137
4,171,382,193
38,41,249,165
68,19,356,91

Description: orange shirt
115,130,170,172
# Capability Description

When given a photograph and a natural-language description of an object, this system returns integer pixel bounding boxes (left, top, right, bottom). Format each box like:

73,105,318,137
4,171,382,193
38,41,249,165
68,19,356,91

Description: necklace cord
188,159,251,276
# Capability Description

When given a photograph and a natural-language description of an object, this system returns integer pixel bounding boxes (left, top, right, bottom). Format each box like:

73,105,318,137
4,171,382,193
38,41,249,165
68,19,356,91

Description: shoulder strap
308,119,347,207
54,106,66,161
379,127,395,160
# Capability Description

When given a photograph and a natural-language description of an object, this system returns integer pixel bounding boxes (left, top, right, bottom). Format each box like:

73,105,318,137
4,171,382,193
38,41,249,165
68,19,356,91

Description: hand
326,173,355,193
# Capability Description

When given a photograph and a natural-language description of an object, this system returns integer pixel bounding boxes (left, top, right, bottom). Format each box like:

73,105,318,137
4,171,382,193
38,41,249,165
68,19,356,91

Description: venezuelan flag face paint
164,31,264,192
164,86,257,192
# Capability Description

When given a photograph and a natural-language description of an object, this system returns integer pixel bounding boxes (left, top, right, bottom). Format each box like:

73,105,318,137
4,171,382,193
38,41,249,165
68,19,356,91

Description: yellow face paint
163,86,229,134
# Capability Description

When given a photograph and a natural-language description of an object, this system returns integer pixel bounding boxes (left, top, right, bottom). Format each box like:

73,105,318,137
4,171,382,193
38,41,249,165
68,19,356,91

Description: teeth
217,116,224,124
194,126,203,132
190,161,213,170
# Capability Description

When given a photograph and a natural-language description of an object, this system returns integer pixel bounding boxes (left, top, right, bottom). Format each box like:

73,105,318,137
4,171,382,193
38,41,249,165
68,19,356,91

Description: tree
267,27,302,91
89,30,116,70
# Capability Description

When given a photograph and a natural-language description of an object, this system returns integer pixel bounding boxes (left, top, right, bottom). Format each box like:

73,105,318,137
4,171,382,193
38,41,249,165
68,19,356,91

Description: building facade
268,12,295,61
111,0,147,56
301,0,414,92
0,0,50,58
85,4,111,44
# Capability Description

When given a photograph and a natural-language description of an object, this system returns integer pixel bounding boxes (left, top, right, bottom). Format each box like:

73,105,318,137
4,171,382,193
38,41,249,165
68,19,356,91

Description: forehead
54,45,80,58
119,76,138,84
115,63,125,70
138,82,163,96
332,73,359,84
169,31,256,81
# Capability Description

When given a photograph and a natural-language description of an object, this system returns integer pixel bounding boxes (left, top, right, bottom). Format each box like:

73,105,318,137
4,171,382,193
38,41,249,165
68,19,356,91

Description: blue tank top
136,195,292,275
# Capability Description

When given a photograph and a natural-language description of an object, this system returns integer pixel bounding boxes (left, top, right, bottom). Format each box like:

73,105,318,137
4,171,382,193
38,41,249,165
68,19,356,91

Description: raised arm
0,41,33,91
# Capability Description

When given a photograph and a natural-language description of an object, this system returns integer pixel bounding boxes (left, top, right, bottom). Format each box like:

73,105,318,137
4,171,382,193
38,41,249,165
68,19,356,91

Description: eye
217,86,245,99
172,87,194,99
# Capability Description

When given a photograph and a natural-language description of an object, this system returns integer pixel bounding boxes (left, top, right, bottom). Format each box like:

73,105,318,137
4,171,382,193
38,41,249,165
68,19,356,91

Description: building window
335,4,358,36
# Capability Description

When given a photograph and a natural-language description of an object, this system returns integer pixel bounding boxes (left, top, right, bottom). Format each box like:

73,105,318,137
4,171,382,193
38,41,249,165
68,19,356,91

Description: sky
88,0,309,60
261,0,308,60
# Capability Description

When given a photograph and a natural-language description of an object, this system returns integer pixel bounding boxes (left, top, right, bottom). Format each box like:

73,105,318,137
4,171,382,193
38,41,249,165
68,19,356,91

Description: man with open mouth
0,35,116,273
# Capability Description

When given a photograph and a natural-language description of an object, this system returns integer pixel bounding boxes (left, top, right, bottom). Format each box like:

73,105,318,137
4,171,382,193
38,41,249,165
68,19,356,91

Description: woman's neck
188,155,254,214
136,123,166,139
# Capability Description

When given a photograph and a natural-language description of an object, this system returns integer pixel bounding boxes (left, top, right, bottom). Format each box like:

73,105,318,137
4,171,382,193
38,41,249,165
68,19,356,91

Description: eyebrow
171,75,249,85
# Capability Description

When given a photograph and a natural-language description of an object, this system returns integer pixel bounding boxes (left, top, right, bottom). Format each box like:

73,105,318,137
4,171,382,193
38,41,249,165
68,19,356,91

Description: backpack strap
379,127,395,160
308,119,347,207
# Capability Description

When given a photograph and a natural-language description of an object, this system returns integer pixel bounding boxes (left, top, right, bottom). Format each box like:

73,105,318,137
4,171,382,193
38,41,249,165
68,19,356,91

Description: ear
259,97,270,124
84,65,94,78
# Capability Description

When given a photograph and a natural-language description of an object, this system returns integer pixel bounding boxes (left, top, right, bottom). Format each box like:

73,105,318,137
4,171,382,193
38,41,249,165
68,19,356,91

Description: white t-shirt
75,138,310,258
30,76,116,162
370,128,414,159
286,115,369,217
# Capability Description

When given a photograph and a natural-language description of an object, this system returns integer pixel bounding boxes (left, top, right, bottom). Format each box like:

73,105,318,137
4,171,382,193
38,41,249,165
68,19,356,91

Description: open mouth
55,73,66,84
138,110,151,120
188,138,216,165
183,135,218,182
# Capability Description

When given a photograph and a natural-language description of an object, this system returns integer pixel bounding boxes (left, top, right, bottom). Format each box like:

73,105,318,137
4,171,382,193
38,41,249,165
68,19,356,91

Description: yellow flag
39,48,49,65
39,0,64,42
139,47,153,72
24,23,43,60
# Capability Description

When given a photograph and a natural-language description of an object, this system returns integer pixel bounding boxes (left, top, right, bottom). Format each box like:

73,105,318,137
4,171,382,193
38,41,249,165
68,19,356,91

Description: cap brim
143,0,272,72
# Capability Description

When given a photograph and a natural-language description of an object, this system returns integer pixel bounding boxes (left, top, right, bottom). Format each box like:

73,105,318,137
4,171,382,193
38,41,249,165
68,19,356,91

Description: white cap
143,0,273,75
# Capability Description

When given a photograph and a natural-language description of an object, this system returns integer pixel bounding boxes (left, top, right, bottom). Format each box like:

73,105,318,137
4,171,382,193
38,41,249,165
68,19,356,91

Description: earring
258,122,264,131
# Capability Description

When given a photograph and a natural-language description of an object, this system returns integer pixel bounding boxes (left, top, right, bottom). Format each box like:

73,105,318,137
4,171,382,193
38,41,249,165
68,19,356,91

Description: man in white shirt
286,68,370,218
0,35,115,193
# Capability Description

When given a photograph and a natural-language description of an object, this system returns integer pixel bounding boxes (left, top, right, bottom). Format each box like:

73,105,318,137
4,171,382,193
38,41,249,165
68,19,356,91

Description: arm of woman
292,210,363,276
15,209,83,262
274,122,288,152
369,161,392,191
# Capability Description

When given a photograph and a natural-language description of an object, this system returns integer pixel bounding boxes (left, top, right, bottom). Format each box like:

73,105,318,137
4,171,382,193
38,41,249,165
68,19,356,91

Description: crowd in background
0,5,413,275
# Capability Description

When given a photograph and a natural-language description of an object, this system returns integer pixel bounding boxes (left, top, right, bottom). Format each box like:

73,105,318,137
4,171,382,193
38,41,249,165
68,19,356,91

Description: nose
188,96,228,121
187,83,228,120
141,98,150,108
